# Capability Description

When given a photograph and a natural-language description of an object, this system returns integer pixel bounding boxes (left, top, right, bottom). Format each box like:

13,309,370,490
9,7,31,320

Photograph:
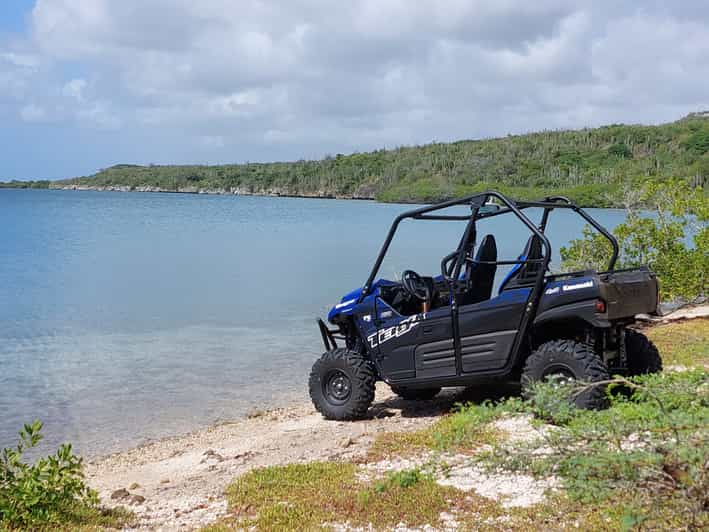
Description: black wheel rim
324,370,352,405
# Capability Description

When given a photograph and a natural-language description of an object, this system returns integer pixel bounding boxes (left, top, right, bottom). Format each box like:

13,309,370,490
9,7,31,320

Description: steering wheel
401,270,430,302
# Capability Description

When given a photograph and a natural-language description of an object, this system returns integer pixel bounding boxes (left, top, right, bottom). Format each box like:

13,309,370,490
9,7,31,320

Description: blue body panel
327,279,396,323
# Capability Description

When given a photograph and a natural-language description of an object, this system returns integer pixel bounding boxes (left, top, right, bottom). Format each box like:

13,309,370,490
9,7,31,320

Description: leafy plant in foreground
374,468,428,493
0,420,99,529
480,371,709,530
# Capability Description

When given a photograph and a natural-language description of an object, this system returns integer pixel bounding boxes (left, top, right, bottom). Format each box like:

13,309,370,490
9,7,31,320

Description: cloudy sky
1,0,709,180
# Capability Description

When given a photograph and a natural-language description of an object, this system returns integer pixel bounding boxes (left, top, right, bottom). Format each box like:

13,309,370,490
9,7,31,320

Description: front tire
521,340,610,410
309,348,375,420
625,329,662,375
390,386,441,401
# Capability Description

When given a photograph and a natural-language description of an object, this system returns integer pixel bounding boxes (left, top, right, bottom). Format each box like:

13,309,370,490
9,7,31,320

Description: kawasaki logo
562,280,594,292
545,280,594,296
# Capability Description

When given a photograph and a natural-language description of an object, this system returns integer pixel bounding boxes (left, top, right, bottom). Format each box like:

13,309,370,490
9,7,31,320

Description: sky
1,1,709,180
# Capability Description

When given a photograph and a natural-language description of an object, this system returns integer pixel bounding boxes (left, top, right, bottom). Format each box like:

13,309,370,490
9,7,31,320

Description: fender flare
533,299,610,330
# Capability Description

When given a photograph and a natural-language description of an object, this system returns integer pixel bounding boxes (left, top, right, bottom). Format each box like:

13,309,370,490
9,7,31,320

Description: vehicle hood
327,279,395,323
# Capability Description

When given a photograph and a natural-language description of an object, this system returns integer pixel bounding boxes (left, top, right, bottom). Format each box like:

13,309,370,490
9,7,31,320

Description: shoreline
52,184,379,202
1,184,621,209
80,389,307,462
85,383,455,530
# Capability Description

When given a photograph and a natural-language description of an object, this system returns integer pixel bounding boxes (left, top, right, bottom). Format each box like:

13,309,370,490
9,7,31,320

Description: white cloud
62,78,87,101
1,52,40,69
0,0,707,171
20,103,46,121
0,47,41,104
75,101,121,129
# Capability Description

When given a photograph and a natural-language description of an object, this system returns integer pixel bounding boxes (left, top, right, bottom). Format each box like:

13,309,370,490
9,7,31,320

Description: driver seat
459,234,497,305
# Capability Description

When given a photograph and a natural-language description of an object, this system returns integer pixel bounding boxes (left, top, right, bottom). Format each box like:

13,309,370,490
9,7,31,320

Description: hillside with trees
4,113,709,207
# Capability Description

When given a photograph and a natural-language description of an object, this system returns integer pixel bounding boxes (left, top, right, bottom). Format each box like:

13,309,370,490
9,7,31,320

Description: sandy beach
85,383,475,530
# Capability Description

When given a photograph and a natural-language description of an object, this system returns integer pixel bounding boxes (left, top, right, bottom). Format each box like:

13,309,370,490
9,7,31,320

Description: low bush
478,370,709,530
0,420,129,530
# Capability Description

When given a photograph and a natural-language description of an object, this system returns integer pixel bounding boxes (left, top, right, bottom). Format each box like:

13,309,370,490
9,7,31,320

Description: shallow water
0,189,627,455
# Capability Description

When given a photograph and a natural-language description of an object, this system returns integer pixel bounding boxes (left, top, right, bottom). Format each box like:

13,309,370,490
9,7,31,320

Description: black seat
459,234,497,305
498,234,543,293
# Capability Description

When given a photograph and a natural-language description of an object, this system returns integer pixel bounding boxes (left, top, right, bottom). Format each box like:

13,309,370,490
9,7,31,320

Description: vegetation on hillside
3,113,708,207
0,180,51,189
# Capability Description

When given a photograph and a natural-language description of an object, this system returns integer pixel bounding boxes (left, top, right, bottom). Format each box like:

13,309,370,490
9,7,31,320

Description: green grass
366,400,507,462
506,493,696,532
206,459,694,531
204,462,492,531
646,318,709,367
476,369,709,529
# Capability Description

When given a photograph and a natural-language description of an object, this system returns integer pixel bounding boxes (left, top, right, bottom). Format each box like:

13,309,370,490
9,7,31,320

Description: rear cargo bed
599,267,659,320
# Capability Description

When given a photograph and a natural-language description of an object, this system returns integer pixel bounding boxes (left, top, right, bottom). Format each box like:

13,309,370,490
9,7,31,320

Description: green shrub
479,370,709,529
523,378,579,425
561,180,708,301
682,129,709,155
608,143,633,159
374,468,428,493
0,421,100,529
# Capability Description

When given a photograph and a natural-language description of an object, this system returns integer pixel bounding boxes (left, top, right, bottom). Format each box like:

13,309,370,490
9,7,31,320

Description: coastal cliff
49,183,376,200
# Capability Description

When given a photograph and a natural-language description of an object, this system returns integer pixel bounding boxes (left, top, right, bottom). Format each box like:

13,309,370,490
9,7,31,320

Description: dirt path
86,384,510,530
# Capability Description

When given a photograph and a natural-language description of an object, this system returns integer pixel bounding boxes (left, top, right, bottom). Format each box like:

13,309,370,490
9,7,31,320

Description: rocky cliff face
50,183,376,200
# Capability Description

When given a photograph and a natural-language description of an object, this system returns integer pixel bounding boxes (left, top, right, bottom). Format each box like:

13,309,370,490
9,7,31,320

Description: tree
561,180,708,301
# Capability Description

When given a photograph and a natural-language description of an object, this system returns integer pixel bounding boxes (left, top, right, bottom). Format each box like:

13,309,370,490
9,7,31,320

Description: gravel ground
87,384,510,530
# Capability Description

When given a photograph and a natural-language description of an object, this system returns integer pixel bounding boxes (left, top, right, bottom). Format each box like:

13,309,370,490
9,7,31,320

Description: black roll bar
359,191,557,301
357,190,619,303
573,206,620,269
358,194,481,302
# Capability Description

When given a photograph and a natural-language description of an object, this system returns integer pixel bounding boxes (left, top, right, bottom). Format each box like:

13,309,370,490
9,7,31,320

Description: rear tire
390,386,441,401
625,329,662,375
521,340,609,410
309,348,375,420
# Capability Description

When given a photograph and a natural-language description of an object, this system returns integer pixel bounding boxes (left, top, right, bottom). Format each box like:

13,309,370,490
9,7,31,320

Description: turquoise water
0,189,628,455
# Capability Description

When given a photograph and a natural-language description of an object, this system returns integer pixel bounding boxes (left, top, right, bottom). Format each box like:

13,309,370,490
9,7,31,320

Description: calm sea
0,189,628,455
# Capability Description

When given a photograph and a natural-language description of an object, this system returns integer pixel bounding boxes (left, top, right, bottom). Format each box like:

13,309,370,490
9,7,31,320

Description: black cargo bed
599,267,659,320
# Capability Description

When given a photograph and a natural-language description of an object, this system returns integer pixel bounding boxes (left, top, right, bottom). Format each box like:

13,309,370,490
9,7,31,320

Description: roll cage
359,192,618,304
